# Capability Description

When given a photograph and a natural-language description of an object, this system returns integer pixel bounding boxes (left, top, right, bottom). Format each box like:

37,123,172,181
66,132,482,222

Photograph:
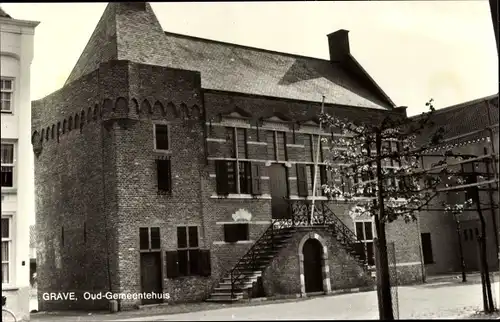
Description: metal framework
419,99,499,310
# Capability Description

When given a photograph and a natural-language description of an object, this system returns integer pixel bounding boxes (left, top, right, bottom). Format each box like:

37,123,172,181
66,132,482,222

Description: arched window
93,105,98,120
74,114,79,130
51,125,55,139
68,116,73,131
87,107,92,122
41,129,45,141
46,127,50,141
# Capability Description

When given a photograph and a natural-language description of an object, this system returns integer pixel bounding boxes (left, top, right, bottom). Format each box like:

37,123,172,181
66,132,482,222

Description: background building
1,5,39,321
415,94,499,277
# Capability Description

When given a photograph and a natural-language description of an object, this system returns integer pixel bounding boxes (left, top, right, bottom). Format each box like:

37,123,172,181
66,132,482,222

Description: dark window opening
239,161,252,194
224,223,249,243
155,124,169,150
176,226,201,276
421,233,434,264
139,227,161,250
216,160,261,195
157,159,172,193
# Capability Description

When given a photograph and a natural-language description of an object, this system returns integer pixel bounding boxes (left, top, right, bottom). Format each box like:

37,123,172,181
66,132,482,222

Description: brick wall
262,227,374,296
33,59,423,310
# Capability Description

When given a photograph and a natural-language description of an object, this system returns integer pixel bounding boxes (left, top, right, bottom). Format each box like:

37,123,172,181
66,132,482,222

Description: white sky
3,1,498,116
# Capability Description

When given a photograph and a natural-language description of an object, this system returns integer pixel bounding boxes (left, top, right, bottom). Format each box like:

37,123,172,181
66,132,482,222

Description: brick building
32,2,426,311
415,95,499,277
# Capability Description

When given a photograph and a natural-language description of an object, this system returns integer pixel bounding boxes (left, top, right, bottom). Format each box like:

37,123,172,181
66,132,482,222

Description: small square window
224,223,249,243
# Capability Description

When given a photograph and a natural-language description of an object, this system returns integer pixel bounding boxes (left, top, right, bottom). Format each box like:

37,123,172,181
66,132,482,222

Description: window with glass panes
2,217,11,284
355,220,375,266
1,143,14,187
0,79,13,113
139,227,161,251
177,226,200,276
214,127,262,195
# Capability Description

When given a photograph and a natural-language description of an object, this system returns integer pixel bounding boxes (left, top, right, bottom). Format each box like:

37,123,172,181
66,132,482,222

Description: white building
1,6,39,321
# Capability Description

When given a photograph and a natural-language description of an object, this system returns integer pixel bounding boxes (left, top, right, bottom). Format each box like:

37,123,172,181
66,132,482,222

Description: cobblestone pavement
31,276,500,321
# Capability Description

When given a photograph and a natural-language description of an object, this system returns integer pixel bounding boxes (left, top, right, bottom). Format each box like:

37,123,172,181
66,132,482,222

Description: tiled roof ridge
163,31,340,64
429,94,497,117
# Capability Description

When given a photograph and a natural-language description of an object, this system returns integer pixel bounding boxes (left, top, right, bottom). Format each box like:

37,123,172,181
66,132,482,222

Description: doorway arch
298,232,331,296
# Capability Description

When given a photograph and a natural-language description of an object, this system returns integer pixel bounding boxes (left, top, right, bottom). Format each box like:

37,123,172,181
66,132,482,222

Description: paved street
31,275,500,321
113,279,499,321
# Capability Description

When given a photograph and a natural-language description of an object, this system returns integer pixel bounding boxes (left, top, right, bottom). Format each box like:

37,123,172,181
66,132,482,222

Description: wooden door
140,252,163,305
303,238,324,293
461,221,481,272
269,164,289,219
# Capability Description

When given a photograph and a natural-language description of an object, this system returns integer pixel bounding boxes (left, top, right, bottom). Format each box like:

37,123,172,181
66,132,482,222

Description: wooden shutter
199,250,212,277
215,160,229,195
297,164,308,197
224,225,238,243
251,163,262,195
319,165,328,185
166,251,179,278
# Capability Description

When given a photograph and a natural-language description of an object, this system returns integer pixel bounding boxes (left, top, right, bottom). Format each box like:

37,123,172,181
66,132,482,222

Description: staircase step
208,293,244,301
206,297,241,303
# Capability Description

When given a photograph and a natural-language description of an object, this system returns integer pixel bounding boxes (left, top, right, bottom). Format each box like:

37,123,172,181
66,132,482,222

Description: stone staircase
207,200,372,302
207,225,296,302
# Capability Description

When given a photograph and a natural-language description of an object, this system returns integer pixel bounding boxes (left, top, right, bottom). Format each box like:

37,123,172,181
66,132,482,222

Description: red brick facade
32,2,430,311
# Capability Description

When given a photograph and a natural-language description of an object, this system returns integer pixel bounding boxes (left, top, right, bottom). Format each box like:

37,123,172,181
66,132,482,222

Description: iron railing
225,198,368,299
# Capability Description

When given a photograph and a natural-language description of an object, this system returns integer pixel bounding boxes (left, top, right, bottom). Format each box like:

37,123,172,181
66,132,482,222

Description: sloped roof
0,6,12,18
158,32,390,109
65,2,394,110
414,94,499,147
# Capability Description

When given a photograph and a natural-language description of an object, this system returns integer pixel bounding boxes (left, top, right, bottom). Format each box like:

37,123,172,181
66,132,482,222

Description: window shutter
215,160,229,195
297,164,308,197
199,250,212,277
166,251,179,278
224,225,238,243
319,165,328,185
251,163,262,195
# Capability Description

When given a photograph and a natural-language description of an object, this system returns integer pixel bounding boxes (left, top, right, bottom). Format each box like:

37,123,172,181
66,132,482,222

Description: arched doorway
302,238,324,293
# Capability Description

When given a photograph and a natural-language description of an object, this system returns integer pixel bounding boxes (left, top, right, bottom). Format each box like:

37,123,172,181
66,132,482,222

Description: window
0,79,13,113
1,143,14,188
421,233,434,264
309,164,327,196
2,217,11,284
276,131,287,161
154,124,169,151
156,159,172,193
239,161,252,194
177,226,199,276
215,160,262,195
463,229,468,241
224,223,249,243
355,221,375,266
139,227,161,251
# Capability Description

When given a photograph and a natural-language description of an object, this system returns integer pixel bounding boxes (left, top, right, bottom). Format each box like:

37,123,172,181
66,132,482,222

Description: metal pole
454,211,467,283
310,95,325,226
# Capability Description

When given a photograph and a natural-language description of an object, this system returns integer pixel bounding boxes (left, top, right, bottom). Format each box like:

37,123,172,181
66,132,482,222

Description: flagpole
310,95,325,225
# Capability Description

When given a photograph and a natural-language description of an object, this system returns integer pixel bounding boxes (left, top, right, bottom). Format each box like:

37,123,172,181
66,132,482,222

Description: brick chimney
327,29,350,62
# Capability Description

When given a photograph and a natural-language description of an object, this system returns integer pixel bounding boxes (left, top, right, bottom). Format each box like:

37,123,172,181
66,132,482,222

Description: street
30,275,499,321
113,278,498,321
